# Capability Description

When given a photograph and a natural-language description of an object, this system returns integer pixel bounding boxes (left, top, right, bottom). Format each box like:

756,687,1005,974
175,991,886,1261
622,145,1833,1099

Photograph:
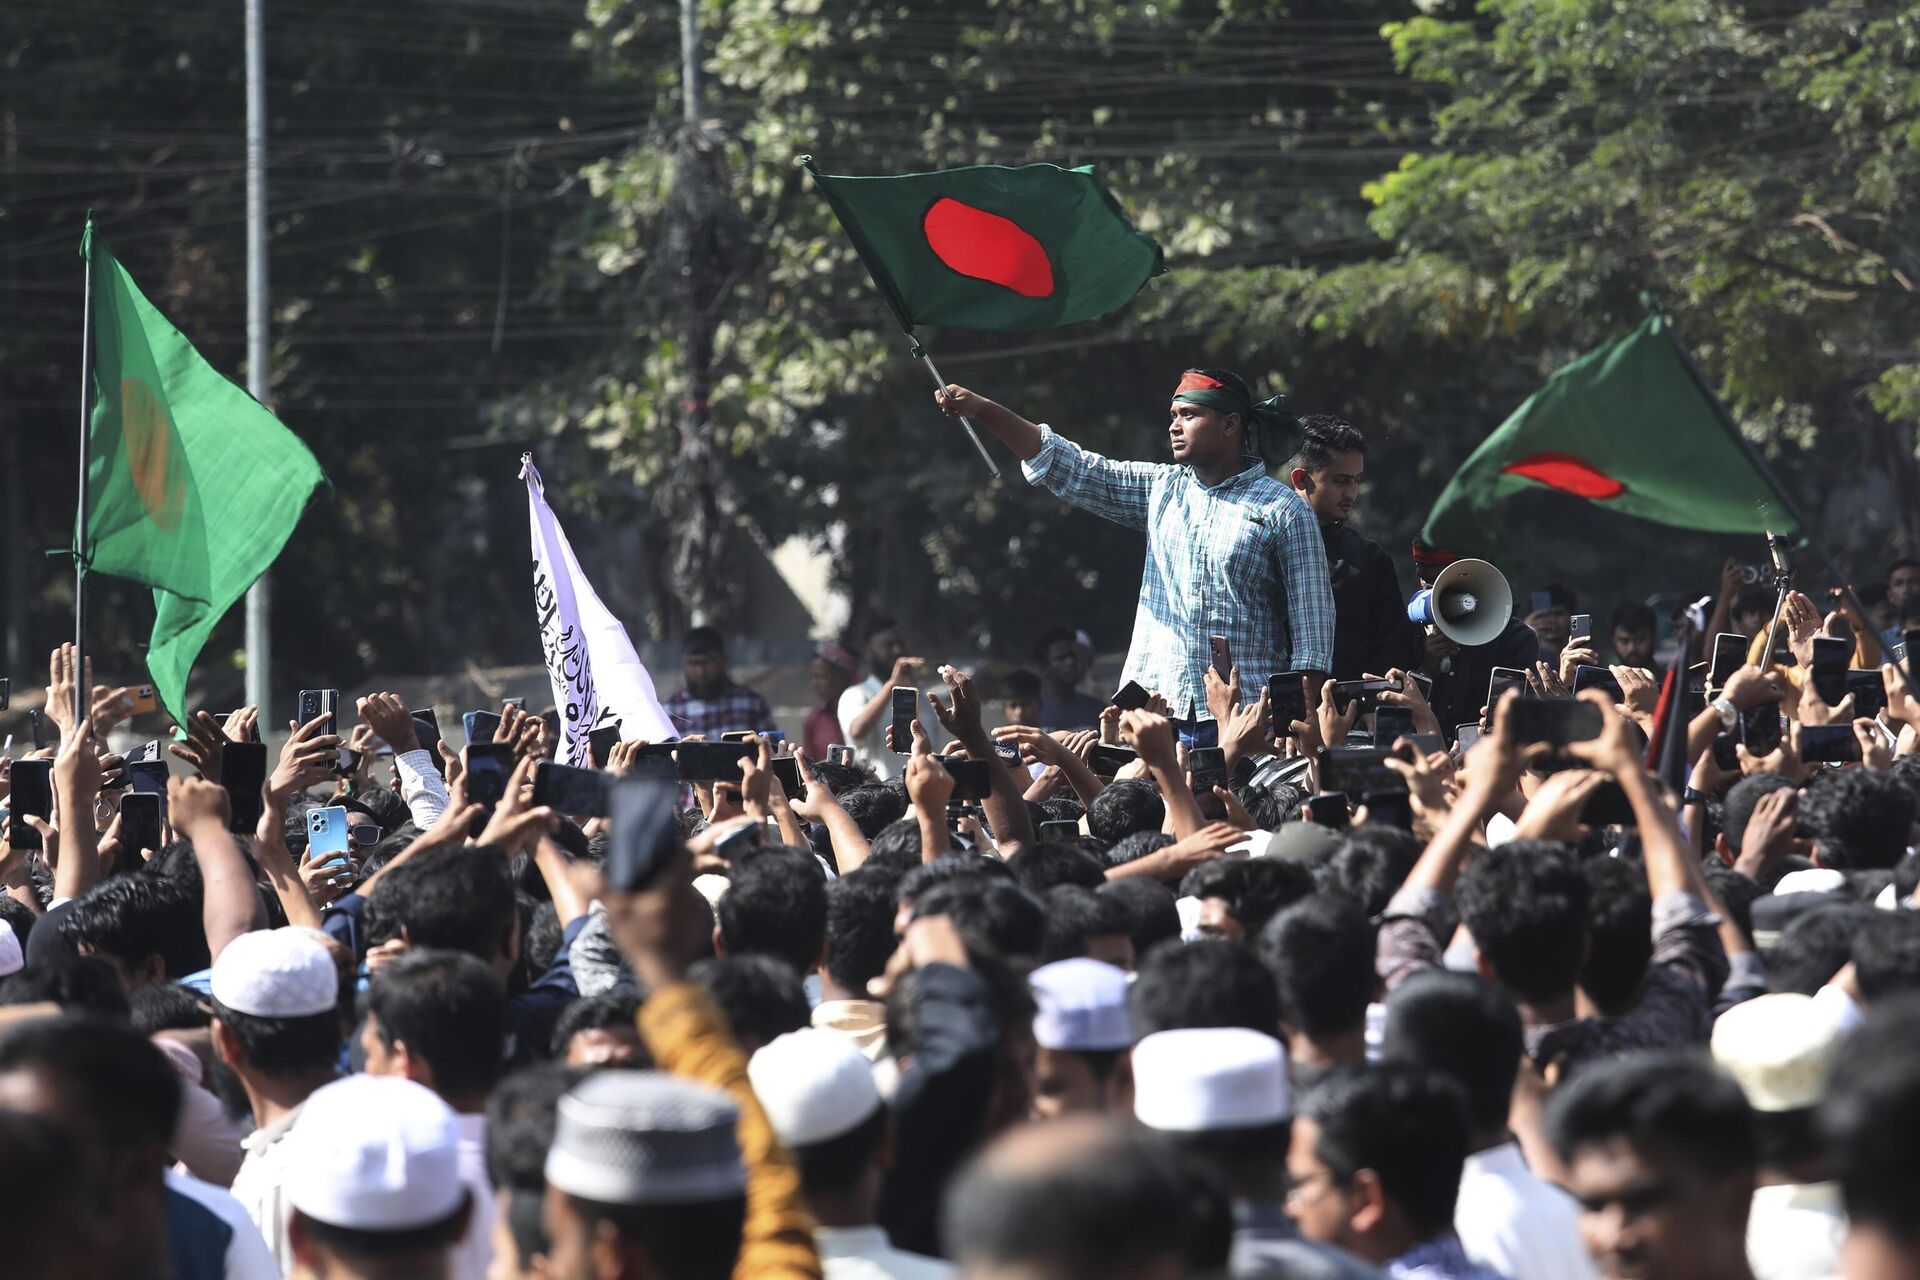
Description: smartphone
27,709,47,751
1087,743,1137,776
1455,723,1483,752
129,685,159,715
720,731,756,743
1038,819,1080,840
770,755,802,796
889,687,917,754
1710,633,1748,689
1906,629,1920,685
589,724,622,768
1569,614,1592,644
8,760,52,850
120,792,164,858
1331,678,1398,715
297,688,340,734
1403,732,1445,757
715,821,765,860
1580,779,1636,825
503,696,527,712
1320,747,1403,798
1504,699,1603,748
1711,733,1740,772
532,762,610,817
605,779,681,892
1372,706,1414,745
1188,746,1228,794
1848,669,1888,721
827,744,855,767
221,741,267,834
464,742,516,806
1110,680,1151,712
1810,636,1850,707
674,740,754,782
1798,724,1862,764
411,709,442,757
1738,701,1783,755
1305,793,1351,829
1208,635,1232,680
993,741,1022,769
1488,668,1530,705
1266,672,1308,729
1572,665,1624,701
1366,792,1415,831
127,758,170,796
464,710,503,746
306,806,352,866
946,758,993,801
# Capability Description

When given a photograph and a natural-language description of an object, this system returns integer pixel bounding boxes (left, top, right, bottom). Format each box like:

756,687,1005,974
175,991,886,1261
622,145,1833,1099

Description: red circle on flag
122,377,187,532
922,197,1055,298
1500,452,1626,500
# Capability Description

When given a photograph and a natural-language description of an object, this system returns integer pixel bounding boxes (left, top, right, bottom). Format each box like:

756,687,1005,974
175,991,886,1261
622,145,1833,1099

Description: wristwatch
1710,696,1738,730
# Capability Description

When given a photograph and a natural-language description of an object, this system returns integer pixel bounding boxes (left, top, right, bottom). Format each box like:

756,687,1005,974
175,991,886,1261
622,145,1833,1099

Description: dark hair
1454,842,1590,1004
0,1014,182,1150
1180,859,1314,938
1769,903,1876,995
861,615,900,644
488,1062,588,1267
1703,865,1761,948
0,955,132,1019
1319,826,1423,918
211,998,343,1077
1234,780,1305,833
806,759,873,797
295,1195,472,1263
1799,769,1914,870
1895,850,1920,903
1130,940,1279,1038
352,784,413,835
793,1102,888,1198
1032,626,1080,663
1580,856,1653,1015
550,991,648,1061
863,820,924,872
60,873,209,982
688,955,810,1051
367,850,517,963
129,982,213,1034
1104,830,1173,870
1302,1064,1472,1237
1289,415,1368,475
1548,1050,1755,1181
887,943,1035,1063
364,948,507,1098
894,855,1011,911
1733,584,1776,620
1379,972,1522,1133
1040,797,1089,826
1040,886,1131,964
1007,843,1108,894
566,1193,745,1279
1888,557,1920,581
1258,895,1374,1041
1098,879,1182,962
683,625,725,656
1852,912,1920,1002
825,870,900,997
717,848,828,977
838,786,909,841
1822,994,1920,1242
1607,602,1657,638
1002,669,1043,701
0,895,35,951
913,879,1047,964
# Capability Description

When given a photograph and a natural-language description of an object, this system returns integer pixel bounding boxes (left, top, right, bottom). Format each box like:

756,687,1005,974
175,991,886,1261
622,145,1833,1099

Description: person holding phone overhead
935,368,1334,748
836,614,943,779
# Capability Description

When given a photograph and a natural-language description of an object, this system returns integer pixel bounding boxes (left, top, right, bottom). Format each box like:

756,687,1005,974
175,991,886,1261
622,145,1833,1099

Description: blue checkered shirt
1022,424,1335,721
664,681,778,739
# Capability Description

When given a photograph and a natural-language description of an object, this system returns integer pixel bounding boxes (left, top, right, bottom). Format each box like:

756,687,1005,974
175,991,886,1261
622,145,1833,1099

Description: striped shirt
1022,425,1335,720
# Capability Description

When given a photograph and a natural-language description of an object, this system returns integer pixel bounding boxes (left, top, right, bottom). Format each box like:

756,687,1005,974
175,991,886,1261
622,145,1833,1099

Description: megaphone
1407,559,1513,649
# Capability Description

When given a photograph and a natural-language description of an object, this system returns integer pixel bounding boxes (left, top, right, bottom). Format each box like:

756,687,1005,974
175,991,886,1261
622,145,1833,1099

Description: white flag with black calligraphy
522,455,676,764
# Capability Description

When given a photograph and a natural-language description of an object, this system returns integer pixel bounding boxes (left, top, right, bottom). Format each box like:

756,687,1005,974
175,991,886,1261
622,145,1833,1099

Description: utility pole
243,0,271,715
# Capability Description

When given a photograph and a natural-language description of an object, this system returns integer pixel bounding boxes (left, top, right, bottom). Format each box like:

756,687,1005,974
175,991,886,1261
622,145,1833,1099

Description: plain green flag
805,159,1163,333
1423,314,1799,554
81,225,324,726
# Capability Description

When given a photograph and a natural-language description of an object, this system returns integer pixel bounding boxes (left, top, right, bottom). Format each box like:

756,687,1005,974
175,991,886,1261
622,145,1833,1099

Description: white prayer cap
1711,992,1843,1113
1132,1027,1288,1132
546,1071,746,1206
1773,868,1848,897
748,1028,882,1149
284,1075,464,1231
0,920,22,978
1030,958,1133,1052
210,928,337,1017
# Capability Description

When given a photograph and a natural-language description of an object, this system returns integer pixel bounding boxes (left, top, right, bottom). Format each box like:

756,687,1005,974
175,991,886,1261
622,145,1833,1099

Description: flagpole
917,350,1000,479
73,224,93,727
242,0,272,719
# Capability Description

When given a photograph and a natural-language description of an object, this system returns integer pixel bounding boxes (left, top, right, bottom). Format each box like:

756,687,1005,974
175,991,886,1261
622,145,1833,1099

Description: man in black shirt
1288,416,1420,682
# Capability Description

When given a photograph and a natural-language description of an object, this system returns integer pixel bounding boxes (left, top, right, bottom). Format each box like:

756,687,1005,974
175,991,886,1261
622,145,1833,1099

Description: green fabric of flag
806,159,1163,333
1423,314,1799,553
81,226,324,725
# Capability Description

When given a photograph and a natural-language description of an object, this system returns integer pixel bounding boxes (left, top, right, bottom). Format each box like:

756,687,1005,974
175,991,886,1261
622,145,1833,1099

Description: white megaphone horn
1406,559,1513,649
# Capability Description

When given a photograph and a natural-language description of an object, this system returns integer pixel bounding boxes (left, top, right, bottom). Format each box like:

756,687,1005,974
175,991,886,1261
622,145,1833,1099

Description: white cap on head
546,1071,746,1206
1030,958,1133,1052
0,920,22,978
1132,1027,1288,1132
1711,991,1843,1113
284,1075,465,1231
1773,868,1848,897
748,1028,882,1149
210,928,338,1018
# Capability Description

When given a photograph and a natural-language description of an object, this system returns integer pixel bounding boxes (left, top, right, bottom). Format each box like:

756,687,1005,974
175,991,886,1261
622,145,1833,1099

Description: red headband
1174,371,1223,395
1410,541,1458,567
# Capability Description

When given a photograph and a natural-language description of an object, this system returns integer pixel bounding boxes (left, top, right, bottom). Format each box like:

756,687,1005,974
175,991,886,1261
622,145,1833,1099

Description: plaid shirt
1023,425,1335,720
664,681,778,739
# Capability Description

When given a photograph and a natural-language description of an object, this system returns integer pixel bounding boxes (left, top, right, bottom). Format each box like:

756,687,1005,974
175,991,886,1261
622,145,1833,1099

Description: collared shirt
813,999,889,1062
229,1105,306,1273
666,680,778,740
1230,1199,1387,1279
1748,1181,1845,1280
393,747,450,828
1388,1233,1512,1280
1022,425,1334,721
1454,1142,1596,1280
835,676,943,782
814,1224,954,1280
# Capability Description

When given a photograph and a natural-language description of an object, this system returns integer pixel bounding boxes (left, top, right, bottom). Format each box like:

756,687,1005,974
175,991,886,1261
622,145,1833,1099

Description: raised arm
933,384,1046,459
939,384,1162,531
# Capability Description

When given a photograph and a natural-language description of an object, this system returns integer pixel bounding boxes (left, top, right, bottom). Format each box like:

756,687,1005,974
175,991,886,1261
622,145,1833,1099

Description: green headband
1172,383,1299,436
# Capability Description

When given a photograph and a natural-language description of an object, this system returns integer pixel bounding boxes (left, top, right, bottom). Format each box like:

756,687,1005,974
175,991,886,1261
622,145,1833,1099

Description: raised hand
1118,710,1179,773
271,713,343,801
905,752,956,813
358,692,420,755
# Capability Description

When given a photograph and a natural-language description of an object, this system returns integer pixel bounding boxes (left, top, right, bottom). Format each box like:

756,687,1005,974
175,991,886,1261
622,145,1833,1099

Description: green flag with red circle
81,224,324,725
1423,314,1798,553
804,159,1164,333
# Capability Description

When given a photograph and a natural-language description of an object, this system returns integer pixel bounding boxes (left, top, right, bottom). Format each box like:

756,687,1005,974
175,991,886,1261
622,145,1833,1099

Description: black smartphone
770,755,802,796
675,741,754,782
1487,667,1529,705
8,760,52,850
1320,746,1403,798
1366,792,1415,831
1711,732,1740,772
993,741,1022,769
1403,731,1445,757
1572,664,1624,701
27,709,47,751
221,741,268,834
1580,779,1636,825
1188,746,1228,794
411,708,442,756
465,742,516,806
1208,635,1232,680
1304,793,1351,829
1848,669,1888,721
1710,633,1748,688
1738,701,1783,755
1372,706,1415,745
1110,680,1151,712
127,758,170,796
1266,671,1308,729
297,688,339,734
589,725,622,768
605,779,680,892
1569,613,1592,644
1039,819,1080,840
1503,699,1603,748
720,731,756,743
120,792,164,857
1906,629,1920,685
532,762,611,817
503,696,527,712
889,687,916,754
1087,743,1137,776
1331,678,1397,715
946,757,993,801
1799,724,1861,764
464,710,503,745
1810,635,1850,707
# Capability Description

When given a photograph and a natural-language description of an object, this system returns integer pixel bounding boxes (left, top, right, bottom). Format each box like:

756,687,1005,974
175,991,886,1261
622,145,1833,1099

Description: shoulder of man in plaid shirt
665,681,776,737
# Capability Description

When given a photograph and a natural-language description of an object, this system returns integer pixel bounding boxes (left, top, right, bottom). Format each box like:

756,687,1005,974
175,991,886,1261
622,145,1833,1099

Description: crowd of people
5,368,1920,1280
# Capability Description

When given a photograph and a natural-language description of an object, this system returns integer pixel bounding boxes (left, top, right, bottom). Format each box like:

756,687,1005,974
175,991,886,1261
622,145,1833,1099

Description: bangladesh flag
81,224,325,725
1423,314,1799,553
804,159,1164,333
